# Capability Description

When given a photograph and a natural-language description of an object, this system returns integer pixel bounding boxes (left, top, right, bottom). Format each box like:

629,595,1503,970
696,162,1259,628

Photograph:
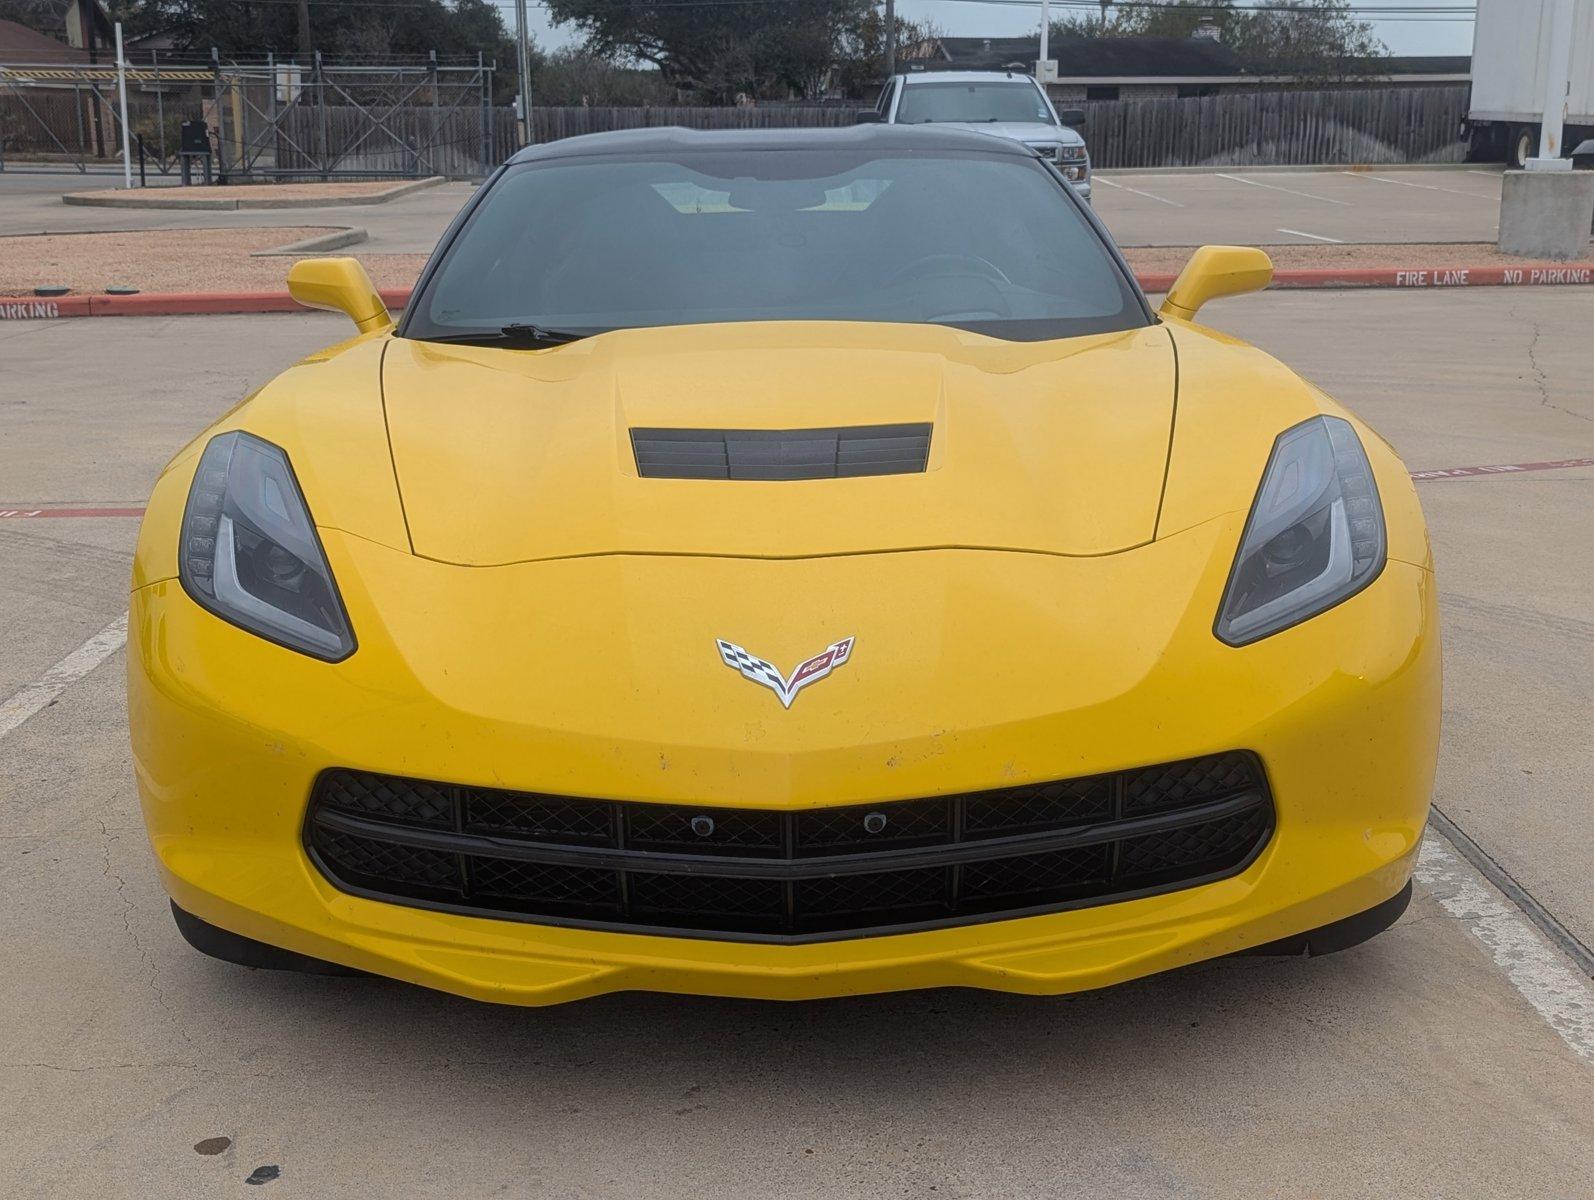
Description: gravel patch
0,229,425,295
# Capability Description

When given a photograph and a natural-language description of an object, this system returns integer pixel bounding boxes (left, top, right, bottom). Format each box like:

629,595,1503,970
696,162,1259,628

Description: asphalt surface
0,165,1518,253
1,291,1591,1197
1092,166,1514,246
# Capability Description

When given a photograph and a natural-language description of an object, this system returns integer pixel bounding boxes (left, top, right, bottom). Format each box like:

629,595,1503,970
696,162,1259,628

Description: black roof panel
506,123,1034,165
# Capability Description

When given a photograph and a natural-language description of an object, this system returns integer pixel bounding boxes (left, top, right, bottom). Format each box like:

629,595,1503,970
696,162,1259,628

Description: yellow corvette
129,127,1440,1005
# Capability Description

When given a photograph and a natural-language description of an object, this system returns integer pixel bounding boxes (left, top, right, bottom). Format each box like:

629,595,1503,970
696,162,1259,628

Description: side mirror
1058,108,1086,128
286,257,393,334
854,109,882,124
1158,246,1273,322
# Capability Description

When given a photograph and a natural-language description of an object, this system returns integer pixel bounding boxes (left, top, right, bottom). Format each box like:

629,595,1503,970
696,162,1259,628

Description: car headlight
1058,145,1087,162
1215,415,1385,646
178,431,356,661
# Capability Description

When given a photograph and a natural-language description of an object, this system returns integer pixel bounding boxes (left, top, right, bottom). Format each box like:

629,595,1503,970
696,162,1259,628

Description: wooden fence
529,104,856,143
2,84,1470,175
1077,85,1469,168
259,104,520,178
525,86,1469,168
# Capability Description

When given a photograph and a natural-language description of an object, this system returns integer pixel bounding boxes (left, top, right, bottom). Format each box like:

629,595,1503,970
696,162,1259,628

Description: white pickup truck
862,70,1093,202
1465,0,1594,167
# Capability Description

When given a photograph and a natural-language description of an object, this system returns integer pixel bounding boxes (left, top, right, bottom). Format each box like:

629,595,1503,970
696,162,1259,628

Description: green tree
542,0,873,102
531,47,680,106
118,0,515,65
1052,0,1386,82
830,6,941,98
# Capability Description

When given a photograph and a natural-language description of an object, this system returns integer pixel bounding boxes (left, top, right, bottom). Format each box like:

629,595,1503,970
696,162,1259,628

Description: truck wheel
1508,125,1538,170
1465,123,1501,163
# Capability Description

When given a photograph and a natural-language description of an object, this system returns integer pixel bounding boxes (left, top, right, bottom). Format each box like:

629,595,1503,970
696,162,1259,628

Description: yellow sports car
128,127,1440,1005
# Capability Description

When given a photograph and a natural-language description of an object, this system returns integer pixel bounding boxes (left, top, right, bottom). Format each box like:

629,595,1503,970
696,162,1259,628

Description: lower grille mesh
306,752,1273,942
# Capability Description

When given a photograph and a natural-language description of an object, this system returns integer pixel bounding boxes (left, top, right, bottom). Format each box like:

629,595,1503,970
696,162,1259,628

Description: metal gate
0,54,509,179
213,54,504,181
0,59,213,175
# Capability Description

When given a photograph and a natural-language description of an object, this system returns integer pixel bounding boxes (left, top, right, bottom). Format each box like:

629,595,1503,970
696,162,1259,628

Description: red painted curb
1409,457,1594,481
2,265,1592,320
0,288,415,319
1271,265,1594,290
1137,264,1594,292
0,506,147,518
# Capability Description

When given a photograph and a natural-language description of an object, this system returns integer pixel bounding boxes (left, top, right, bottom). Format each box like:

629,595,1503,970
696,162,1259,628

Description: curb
61,176,446,211
4,263,1593,321
250,226,370,257
1099,162,1493,177
0,287,413,319
1137,263,1594,292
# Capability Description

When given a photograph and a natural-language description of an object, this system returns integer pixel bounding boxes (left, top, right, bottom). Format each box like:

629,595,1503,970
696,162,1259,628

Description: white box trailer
1465,0,1594,167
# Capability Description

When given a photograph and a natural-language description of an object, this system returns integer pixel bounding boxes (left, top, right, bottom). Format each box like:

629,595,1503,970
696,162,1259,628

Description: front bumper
129,516,1440,1005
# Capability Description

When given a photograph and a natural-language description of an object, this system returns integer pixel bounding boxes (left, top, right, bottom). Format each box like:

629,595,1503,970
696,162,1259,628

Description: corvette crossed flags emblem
716,637,855,709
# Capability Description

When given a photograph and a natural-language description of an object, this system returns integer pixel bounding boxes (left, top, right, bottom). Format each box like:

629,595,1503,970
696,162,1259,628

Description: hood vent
631,424,932,481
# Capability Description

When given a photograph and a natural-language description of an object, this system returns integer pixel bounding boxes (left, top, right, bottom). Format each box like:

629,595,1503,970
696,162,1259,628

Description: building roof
510,124,1035,165
0,18,88,61
917,37,1471,83
1245,52,1470,79
925,36,1245,78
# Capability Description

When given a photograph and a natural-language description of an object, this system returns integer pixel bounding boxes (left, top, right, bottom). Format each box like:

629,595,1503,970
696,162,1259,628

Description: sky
514,0,1478,58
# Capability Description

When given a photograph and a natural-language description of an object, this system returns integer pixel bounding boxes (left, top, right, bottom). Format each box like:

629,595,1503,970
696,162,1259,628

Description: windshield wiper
422,323,591,348
500,322,587,344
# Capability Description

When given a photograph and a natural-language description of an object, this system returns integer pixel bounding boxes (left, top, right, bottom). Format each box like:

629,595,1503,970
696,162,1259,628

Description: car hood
379,321,1174,566
929,121,1083,148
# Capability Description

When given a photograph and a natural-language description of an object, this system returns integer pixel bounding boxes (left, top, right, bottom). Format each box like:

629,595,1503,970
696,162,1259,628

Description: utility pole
114,21,131,188
1528,0,1575,168
514,0,533,145
1100,0,1110,32
1039,0,1049,68
884,0,895,80
296,0,313,62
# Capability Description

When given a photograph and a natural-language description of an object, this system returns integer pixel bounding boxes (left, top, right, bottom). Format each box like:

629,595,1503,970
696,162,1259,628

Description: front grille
305,753,1273,942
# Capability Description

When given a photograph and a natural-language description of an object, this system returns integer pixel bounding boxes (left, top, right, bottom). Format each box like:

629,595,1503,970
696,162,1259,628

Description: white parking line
1416,832,1594,1062
1216,173,1353,206
0,612,128,740
1276,228,1345,243
1341,172,1496,200
1093,176,1184,207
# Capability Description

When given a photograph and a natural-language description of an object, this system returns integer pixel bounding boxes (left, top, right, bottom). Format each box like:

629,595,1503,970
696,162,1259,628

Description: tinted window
405,149,1145,345
895,82,1055,125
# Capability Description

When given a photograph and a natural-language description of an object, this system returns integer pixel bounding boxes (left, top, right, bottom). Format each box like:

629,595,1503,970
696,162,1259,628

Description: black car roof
506,123,1034,164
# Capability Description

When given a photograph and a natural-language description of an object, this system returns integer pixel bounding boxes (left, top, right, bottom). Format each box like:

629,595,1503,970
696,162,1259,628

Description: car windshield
403,147,1145,345
895,81,1057,126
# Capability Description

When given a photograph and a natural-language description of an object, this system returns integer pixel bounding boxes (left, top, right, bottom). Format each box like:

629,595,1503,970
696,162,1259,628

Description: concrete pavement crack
96,816,196,1051
1519,306,1593,424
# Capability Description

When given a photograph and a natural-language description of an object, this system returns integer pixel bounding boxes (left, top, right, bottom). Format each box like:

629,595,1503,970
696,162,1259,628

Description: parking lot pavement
0,167,1525,265
1093,166,1510,247
1,295,1591,1196
1217,288,1594,961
